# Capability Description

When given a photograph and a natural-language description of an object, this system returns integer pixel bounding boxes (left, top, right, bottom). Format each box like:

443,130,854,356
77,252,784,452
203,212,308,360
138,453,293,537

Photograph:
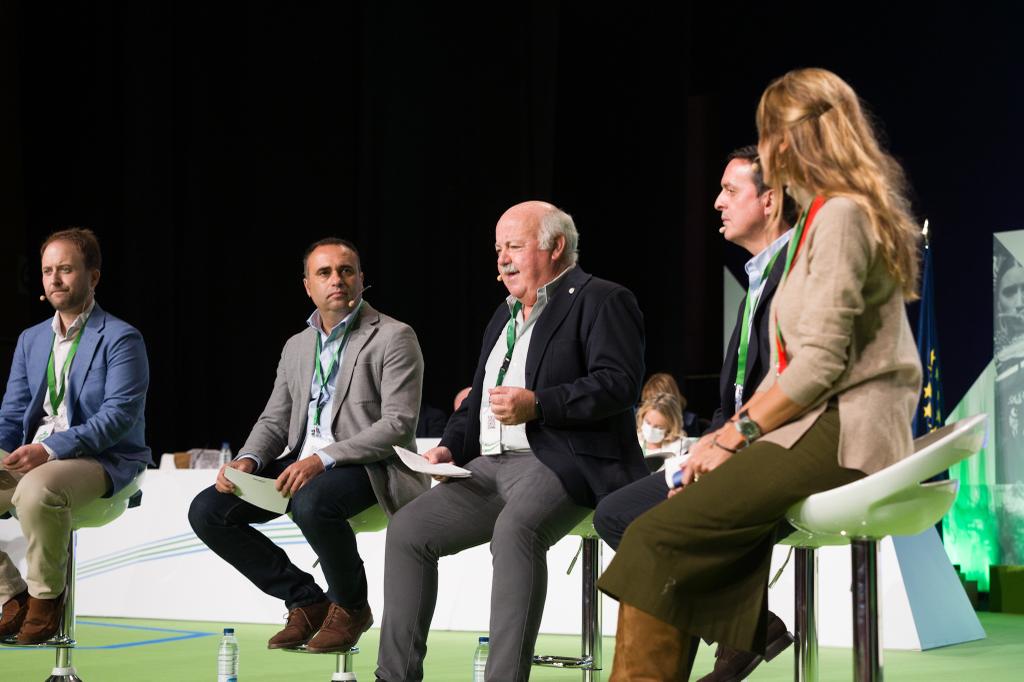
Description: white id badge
302,427,335,461
31,422,55,445
480,403,502,455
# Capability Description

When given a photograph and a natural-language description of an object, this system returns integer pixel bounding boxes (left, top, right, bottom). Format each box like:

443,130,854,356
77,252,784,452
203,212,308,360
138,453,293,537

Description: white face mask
641,421,666,444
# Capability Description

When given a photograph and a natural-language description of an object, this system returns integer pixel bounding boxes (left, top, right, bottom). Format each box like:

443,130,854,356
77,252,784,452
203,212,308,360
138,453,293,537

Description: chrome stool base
532,654,596,669
283,643,359,681
532,533,603,682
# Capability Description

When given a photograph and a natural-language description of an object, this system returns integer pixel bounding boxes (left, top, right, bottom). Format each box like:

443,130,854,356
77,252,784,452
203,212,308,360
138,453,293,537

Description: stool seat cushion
347,504,387,533
73,471,146,530
782,414,986,545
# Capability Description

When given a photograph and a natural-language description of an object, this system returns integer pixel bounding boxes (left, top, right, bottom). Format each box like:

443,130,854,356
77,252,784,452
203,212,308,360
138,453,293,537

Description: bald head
500,201,579,264
495,200,578,307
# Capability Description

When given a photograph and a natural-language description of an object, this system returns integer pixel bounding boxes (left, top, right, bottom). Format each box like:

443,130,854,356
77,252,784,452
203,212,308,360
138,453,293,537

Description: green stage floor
2,612,1022,680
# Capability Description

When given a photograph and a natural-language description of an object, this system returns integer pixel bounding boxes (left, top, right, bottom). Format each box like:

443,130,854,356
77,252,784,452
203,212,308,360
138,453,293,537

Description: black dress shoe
695,611,794,681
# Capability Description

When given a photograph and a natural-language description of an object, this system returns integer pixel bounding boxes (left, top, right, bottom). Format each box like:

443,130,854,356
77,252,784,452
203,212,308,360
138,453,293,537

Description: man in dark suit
593,146,798,681
0,228,149,644
375,201,647,682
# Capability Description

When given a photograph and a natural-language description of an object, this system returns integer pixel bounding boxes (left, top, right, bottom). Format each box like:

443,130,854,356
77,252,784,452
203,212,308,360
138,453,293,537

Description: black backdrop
0,1,1017,458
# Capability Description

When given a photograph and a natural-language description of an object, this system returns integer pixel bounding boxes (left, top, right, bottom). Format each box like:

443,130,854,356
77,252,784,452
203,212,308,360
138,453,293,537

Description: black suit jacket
709,255,785,431
440,267,648,508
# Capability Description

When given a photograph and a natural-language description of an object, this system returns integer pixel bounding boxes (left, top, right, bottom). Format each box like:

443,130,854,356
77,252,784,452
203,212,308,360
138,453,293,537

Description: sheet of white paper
393,446,472,478
224,467,289,514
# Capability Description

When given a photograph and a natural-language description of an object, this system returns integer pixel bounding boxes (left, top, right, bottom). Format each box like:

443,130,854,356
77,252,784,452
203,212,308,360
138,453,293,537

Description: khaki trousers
0,457,108,602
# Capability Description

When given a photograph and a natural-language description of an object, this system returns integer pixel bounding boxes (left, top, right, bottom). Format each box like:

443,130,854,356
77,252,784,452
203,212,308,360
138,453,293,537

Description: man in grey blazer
188,238,426,654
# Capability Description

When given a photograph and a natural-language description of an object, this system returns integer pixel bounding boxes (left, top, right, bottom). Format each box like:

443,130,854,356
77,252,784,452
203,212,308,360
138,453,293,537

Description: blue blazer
0,304,150,496
440,267,648,508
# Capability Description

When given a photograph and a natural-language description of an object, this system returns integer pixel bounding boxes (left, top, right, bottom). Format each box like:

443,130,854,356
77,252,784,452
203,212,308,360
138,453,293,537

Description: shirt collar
505,264,576,314
744,229,793,284
51,298,96,340
307,303,361,342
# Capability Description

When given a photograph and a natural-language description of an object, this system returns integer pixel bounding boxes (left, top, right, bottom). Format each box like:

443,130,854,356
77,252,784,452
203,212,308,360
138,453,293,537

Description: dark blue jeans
188,458,377,610
593,471,668,550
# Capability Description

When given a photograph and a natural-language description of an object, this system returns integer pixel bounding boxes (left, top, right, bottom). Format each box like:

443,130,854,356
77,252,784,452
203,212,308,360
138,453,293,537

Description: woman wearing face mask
636,394,687,473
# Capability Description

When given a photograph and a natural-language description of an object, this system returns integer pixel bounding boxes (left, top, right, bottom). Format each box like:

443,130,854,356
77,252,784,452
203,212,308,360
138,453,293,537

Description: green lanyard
47,327,85,414
312,301,362,427
734,248,783,407
495,301,523,387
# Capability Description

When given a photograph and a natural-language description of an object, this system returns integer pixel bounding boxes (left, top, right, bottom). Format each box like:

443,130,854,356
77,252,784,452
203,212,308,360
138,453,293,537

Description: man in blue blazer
0,228,149,644
376,201,648,682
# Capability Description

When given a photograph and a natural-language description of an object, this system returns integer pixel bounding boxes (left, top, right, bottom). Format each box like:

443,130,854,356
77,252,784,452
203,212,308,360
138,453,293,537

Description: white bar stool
1,469,146,682
780,414,987,682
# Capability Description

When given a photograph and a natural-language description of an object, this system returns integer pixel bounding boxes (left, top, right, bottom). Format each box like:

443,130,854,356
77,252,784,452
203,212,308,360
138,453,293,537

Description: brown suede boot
0,591,29,638
15,593,64,644
609,602,693,681
267,599,330,649
305,603,373,653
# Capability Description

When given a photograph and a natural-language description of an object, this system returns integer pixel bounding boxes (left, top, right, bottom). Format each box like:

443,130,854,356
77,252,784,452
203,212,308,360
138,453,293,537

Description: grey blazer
240,302,428,515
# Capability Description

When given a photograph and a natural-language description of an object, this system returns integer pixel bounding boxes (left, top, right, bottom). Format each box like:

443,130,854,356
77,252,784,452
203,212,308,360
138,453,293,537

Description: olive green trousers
598,407,863,654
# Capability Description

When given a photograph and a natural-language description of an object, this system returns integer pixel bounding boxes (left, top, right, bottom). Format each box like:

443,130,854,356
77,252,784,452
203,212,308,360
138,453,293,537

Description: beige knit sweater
756,196,922,474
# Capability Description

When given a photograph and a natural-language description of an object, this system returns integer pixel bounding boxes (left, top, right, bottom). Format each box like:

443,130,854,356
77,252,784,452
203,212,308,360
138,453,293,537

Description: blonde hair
636,394,685,442
756,68,920,299
640,372,687,411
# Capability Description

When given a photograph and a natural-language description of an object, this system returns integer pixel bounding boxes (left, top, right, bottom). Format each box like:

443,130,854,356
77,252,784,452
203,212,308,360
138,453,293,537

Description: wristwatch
732,409,763,444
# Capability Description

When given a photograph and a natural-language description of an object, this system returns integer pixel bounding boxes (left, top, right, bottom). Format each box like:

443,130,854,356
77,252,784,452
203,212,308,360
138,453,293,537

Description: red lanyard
775,195,826,373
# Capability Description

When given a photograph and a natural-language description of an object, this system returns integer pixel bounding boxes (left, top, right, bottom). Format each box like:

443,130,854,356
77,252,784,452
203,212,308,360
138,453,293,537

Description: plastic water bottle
472,636,489,681
219,441,233,467
217,627,239,682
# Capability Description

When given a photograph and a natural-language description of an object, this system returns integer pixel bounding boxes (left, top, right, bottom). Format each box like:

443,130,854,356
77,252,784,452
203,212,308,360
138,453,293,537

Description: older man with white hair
376,200,648,682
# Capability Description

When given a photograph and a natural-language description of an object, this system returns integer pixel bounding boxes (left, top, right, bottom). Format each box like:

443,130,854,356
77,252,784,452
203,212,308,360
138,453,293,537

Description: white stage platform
0,443,980,649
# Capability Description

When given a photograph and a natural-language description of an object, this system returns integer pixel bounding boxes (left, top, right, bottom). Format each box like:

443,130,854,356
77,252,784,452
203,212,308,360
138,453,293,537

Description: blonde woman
636,394,688,472
599,68,923,681
641,372,685,405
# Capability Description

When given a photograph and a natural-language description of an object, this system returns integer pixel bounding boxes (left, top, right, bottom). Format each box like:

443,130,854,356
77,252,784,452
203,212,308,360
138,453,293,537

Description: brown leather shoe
15,593,64,644
305,603,373,653
0,591,29,638
267,599,330,649
696,611,794,681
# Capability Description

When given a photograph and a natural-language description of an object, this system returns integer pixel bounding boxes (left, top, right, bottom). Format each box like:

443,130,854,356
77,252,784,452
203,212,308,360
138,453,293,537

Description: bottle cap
478,636,489,643
224,627,235,635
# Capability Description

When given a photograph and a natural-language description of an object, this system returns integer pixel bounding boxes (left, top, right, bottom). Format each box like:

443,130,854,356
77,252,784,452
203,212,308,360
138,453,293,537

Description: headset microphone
349,284,372,307
496,274,503,281
39,295,46,302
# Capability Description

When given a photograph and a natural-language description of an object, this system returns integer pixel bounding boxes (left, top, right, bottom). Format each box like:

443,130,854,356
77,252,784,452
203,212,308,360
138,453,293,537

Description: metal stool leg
794,547,818,682
531,534,602,678
851,540,882,682
46,531,81,682
324,646,358,681
331,647,360,675
581,536,602,682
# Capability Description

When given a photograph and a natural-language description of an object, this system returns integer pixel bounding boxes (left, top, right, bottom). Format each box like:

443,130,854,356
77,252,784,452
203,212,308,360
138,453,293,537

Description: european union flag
914,223,944,437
